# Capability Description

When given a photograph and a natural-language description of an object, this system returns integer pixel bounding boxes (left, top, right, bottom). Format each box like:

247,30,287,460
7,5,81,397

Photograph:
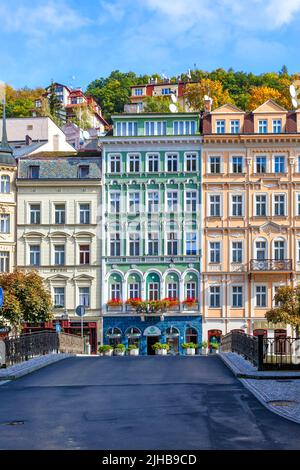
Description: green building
100,113,202,355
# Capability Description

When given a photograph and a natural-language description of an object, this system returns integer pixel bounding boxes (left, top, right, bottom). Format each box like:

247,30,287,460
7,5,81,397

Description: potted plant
125,298,142,308
127,344,139,356
182,342,197,355
210,342,220,354
201,341,208,355
152,342,170,356
114,343,126,356
107,298,123,307
163,297,180,309
182,297,197,309
98,345,113,356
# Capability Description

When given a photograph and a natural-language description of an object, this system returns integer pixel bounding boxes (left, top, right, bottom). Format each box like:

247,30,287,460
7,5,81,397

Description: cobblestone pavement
0,353,71,380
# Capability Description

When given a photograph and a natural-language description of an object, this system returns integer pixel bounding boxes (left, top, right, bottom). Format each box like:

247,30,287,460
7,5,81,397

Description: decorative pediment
259,221,282,234
211,103,244,114
253,100,287,114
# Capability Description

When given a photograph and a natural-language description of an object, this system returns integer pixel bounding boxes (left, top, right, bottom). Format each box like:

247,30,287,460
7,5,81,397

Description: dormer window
216,120,225,134
78,165,90,178
230,120,240,134
28,166,40,179
258,120,268,134
272,119,282,133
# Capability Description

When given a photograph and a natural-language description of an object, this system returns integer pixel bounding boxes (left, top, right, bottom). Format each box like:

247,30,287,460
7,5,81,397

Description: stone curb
0,354,73,380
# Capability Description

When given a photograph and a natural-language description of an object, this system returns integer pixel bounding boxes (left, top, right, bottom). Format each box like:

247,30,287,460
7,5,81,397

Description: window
255,195,267,216
216,120,225,134
129,154,140,173
162,88,171,95
109,155,121,173
115,121,137,136
110,193,121,214
30,204,41,224
273,119,282,133
258,120,268,133
232,242,243,263
111,283,121,299
79,245,90,265
186,153,197,172
148,192,159,213
297,240,300,262
148,154,159,172
230,120,240,134
274,156,285,173
167,191,178,212
148,232,159,255
274,240,285,260
209,195,221,217
78,165,89,178
54,245,65,265
54,204,65,224
129,283,140,298
255,240,267,260
231,194,243,217
273,194,286,216
296,194,300,216
186,282,196,299
186,191,197,212
173,121,196,135
129,192,140,213
0,175,10,193
79,287,90,307
149,283,159,301
167,154,178,172
134,88,143,96
0,252,9,272
209,242,221,263
232,286,243,307
256,286,267,307
186,233,197,255
167,282,178,299
232,157,243,173
29,245,40,266
297,156,300,173
129,233,140,256
210,286,221,307
79,204,90,224
256,156,267,173
209,156,221,173
28,166,40,179
110,233,121,256
145,121,167,136
0,214,10,233
167,232,178,255
54,287,65,308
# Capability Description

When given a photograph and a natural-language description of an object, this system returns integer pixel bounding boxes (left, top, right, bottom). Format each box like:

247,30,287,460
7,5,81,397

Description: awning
143,326,161,337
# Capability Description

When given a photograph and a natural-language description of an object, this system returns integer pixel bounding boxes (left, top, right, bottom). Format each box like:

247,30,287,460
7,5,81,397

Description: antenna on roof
290,81,300,109
187,69,192,80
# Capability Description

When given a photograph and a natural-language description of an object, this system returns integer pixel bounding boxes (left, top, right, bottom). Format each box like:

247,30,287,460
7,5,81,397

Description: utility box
0,341,6,367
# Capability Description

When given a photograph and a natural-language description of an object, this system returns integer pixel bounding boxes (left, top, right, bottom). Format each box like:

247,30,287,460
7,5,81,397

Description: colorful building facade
100,113,202,354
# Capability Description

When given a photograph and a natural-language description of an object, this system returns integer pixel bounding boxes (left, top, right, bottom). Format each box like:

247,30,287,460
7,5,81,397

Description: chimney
204,95,213,113
25,135,32,146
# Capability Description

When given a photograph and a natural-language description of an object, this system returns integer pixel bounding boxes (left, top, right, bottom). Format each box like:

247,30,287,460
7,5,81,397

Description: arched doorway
125,327,142,349
166,326,179,354
208,329,222,346
186,327,198,344
106,327,122,347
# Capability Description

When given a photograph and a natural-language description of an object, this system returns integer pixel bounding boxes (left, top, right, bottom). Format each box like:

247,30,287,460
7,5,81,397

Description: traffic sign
0,288,4,308
55,324,61,333
75,305,86,317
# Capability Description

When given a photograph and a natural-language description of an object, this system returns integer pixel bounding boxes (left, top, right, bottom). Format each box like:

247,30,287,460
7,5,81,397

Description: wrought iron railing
221,331,259,367
250,259,292,271
4,331,84,366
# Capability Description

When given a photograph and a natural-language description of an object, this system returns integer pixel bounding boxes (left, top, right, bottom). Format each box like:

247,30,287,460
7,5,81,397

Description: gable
211,103,244,114
253,100,287,113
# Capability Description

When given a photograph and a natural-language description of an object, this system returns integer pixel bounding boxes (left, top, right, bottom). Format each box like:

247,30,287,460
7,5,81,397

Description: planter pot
186,348,195,356
103,350,113,357
128,349,139,356
155,349,167,355
201,348,208,355
114,350,125,356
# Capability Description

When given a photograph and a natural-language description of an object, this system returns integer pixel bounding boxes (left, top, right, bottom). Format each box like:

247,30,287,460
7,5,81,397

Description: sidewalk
220,352,300,424
0,353,72,381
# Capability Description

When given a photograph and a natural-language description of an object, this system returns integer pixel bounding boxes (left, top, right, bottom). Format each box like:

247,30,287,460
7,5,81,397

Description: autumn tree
0,271,53,333
143,96,184,113
184,78,234,111
248,85,290,110
266,285,300,336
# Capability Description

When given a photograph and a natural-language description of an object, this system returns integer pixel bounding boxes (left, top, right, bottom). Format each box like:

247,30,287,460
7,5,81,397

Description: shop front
103,316,202,355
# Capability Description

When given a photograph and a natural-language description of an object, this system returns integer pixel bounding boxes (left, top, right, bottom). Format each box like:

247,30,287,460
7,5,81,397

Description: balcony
106,302,200,313
250,259,292,272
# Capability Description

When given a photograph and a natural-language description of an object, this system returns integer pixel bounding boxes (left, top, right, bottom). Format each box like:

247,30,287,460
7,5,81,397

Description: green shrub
201,341,208,348
210,342,219,349
114,343,125,351
127,344,139,351
152,342,170,351
98,345,113,353
181,342,197,349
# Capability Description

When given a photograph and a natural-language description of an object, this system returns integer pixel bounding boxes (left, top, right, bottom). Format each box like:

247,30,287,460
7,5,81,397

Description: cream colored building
202,100,300,343
16,153,102,352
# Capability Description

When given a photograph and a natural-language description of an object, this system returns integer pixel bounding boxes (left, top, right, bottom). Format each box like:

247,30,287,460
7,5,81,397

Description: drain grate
1,420,25,426
268,400,298,407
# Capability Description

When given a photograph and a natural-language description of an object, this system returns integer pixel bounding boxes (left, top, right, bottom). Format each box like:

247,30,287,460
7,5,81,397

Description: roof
13,142,45,158
0,104,17,167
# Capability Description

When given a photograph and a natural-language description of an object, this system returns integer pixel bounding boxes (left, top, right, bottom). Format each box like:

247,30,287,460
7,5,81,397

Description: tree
248,85,289,110
266,285,300,336
0,271,53,333
184,78,234,111
143,96,184,113
47,81,63,126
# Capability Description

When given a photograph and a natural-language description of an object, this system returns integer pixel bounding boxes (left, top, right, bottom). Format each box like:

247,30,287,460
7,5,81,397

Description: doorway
147,336,159,355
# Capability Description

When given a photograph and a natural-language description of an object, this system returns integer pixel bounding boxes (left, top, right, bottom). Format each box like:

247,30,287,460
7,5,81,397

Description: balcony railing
106,302,200,313
250,259,292,272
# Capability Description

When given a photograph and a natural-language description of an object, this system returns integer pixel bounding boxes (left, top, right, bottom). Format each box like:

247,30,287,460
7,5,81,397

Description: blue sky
1,0,300,89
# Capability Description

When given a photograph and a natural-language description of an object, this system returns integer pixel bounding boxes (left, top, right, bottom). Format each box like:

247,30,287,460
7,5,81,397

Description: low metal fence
220,331,259,367
3,330,84,366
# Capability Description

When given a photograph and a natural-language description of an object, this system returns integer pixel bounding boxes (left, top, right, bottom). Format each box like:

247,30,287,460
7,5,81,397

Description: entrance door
147,336,158,355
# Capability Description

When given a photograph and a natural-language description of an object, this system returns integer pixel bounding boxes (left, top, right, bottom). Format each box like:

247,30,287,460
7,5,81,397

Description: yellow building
202,100,300,343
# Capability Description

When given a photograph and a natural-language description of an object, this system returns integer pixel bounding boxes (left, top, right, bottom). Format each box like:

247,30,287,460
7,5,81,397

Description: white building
16,153,102,352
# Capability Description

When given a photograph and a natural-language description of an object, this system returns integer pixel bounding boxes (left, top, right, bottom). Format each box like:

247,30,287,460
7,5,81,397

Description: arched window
125,327,142,347
186,327,198,344
146,272,160,301
106,327,122,347
0,175,10,193
127,273,142,300
165,272,179,300
108,273,123,300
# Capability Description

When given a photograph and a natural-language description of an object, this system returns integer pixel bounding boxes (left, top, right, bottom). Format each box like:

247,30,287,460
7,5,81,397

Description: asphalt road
0,355,300,450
